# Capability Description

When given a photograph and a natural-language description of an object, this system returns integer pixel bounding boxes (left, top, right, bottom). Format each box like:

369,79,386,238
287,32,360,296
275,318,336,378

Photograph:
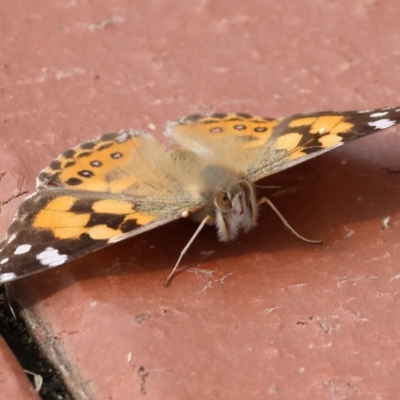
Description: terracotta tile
2,0,400,399
0,335,40,400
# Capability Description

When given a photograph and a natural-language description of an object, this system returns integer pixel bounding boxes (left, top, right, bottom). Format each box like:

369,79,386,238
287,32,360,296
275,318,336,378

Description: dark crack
0,172,29,212
137,365,148,394
135,308,168,324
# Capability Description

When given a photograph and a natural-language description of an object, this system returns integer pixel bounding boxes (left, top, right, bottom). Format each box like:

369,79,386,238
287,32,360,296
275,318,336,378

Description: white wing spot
358,110,372,114
370,112,388,118
0,272,17,282
24,192,38,201
0,258,9,264
117,131,130,143
367,119,396,130
119,129,139,138
7,233,17,244
36,247,68,267
14,244,32,255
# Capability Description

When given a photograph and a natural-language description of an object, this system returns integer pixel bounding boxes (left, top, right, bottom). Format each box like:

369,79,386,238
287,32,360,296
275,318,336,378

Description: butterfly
1,106,400,284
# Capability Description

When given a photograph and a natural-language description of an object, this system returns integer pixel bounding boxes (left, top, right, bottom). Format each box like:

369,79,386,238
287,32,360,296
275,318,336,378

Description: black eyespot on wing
78,170,94,178
111,152,123,159
234,125,247,130
66,177,83,186
90,160,103,167
254,127,267,133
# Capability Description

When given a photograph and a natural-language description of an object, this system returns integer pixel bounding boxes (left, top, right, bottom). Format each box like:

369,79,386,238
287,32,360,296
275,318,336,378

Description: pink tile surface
2,0,400,399
0,335,40,400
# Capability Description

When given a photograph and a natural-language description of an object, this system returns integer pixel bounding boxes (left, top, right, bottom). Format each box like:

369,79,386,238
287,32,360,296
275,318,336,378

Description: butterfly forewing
0,130,202,282
247,107,400,181
167,107,400,182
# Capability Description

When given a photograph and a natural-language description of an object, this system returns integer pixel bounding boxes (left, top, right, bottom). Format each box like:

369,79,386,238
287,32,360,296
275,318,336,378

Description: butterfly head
189,164,259,242
213,179,258,242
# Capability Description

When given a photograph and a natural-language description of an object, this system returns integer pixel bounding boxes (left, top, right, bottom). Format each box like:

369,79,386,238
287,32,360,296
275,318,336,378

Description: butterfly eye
215,191,232,211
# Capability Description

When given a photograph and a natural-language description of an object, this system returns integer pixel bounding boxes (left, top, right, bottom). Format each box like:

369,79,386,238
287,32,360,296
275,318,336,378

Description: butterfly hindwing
0,191,109,281
0,189,197,281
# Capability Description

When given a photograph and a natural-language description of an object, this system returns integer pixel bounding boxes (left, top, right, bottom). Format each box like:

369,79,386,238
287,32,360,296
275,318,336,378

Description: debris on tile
381,216,391,230
87,15,125,31
23,370,43,392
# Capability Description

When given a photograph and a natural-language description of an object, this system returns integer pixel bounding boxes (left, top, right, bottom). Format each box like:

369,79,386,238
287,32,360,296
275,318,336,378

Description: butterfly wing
166,113,280,175
3,106,400,282
166,106,400,182
0,130,202,282
247,106,400,181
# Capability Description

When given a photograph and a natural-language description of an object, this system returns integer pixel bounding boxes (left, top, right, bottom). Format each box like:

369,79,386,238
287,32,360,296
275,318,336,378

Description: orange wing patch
38,131,142,192
275,115,356,161
171,113,281,148
33,196,156,240
288,115,354,135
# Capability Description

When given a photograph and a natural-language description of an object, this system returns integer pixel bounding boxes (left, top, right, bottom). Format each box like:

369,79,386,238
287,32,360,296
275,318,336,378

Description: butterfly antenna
255,184,281,189
259,197,322,244
164,215,212,286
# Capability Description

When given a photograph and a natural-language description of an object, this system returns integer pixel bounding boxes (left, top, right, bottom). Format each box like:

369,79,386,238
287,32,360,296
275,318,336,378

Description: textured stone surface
2,0,400,399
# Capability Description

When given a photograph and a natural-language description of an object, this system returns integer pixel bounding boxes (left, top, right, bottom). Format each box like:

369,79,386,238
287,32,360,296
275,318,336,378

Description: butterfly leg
164,215,212,286
258,197,322,244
